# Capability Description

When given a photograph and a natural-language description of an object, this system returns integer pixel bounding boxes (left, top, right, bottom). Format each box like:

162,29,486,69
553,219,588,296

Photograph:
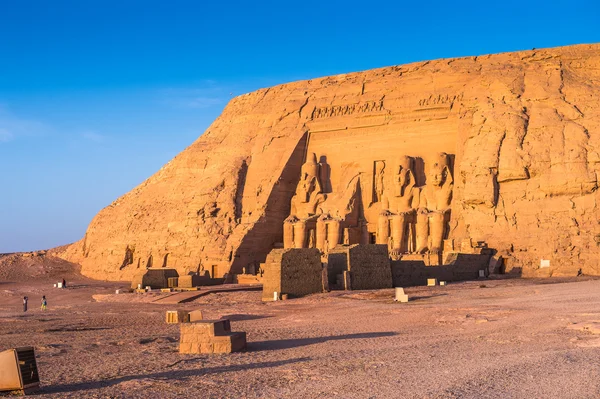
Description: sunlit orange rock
58,44,600,280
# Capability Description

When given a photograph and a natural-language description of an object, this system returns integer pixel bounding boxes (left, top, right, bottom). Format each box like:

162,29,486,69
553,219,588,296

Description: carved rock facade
58,44,600,279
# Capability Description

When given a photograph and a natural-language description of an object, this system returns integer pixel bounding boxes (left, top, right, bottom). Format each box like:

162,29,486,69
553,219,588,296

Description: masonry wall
391,253,493,287
130,268,179,289
347,244,392,290
262,248,323,300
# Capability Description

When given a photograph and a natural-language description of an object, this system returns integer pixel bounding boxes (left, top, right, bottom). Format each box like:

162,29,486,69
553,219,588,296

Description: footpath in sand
2,262,600,398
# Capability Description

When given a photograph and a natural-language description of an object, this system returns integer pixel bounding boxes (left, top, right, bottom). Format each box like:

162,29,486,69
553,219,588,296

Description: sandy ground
2,261,600,398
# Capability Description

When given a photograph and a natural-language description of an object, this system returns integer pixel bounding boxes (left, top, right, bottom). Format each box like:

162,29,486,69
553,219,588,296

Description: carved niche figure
373,161,385,203
284,153,326,249
416,152,453,254
377,156,419,255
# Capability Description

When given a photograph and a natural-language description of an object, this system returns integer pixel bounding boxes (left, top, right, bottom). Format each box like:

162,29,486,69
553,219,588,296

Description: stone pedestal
179,319,247,354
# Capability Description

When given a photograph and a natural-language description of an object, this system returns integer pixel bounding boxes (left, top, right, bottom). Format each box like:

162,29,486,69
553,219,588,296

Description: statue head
394,156,414,196
427,152,452,187
296,153,321,203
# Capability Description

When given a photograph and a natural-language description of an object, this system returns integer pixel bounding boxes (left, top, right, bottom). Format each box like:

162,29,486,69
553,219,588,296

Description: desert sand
2,255,600,398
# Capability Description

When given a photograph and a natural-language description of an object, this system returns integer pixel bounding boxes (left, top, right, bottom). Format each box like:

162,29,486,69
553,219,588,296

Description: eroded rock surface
59,44,600,280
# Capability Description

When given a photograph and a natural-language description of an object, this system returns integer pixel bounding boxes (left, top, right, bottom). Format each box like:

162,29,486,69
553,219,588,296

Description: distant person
23,296,28,312
62,278,66,288
41,296,47,311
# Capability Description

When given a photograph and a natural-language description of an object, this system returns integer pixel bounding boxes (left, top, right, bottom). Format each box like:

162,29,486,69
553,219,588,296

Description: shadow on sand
249,331,397,352
40,357,310,394
219,313,272,321
408,293,449,301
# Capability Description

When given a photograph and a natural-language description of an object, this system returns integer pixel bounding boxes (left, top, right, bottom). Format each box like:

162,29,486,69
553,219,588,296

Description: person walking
23,296,28,312
62,278,66,288
41,295,47,311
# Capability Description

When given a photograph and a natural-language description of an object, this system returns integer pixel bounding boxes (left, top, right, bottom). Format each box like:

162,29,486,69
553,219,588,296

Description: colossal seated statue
416,152,453,254
318,176,362,252
283,153,325,248
378,156,419,255
284,152,363,253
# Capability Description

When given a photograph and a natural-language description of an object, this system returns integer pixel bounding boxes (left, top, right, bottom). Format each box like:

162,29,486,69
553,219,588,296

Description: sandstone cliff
59,44,600,280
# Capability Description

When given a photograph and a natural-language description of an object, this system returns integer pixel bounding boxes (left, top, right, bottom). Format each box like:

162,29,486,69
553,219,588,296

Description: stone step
179,332,247,354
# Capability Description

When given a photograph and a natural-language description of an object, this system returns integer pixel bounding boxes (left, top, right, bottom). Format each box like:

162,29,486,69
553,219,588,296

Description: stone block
200,343,214,353
167,277,178,288
212,332,247,353
179,342,192,354
179,319,246,354
427,278,438,286
189,309,203,322
394,287,409,303
166,310,190,324
180,319,231,337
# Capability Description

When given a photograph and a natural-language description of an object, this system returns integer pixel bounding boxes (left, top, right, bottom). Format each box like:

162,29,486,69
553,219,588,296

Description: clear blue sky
1,0,599,252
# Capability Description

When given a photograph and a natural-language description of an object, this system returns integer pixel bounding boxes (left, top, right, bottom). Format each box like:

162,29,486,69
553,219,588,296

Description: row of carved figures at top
283,152,454,255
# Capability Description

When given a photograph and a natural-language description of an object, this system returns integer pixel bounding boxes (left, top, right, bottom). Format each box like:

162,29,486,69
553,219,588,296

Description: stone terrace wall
391,253,493,287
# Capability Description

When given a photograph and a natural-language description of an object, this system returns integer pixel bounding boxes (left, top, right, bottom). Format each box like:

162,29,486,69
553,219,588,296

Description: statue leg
283,221,294,249
327,220,341,251
391,213,408,253
293,221,307,248
376,215,390,245
415,212,429,253
429,212,445,254
316,218,327,251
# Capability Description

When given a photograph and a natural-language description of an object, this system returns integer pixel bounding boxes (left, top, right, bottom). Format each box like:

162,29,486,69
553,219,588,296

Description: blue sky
1,0,599,252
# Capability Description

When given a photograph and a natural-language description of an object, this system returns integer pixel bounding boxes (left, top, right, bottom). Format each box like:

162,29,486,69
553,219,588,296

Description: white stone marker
395,287,409,303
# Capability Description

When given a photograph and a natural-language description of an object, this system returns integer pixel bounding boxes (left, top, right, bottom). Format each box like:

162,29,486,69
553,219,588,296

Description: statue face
394,157,413,196
297,174,316,203
394,166,410,196
428,164,445,187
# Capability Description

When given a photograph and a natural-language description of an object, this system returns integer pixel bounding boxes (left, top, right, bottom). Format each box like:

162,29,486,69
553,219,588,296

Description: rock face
59,44,600,280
